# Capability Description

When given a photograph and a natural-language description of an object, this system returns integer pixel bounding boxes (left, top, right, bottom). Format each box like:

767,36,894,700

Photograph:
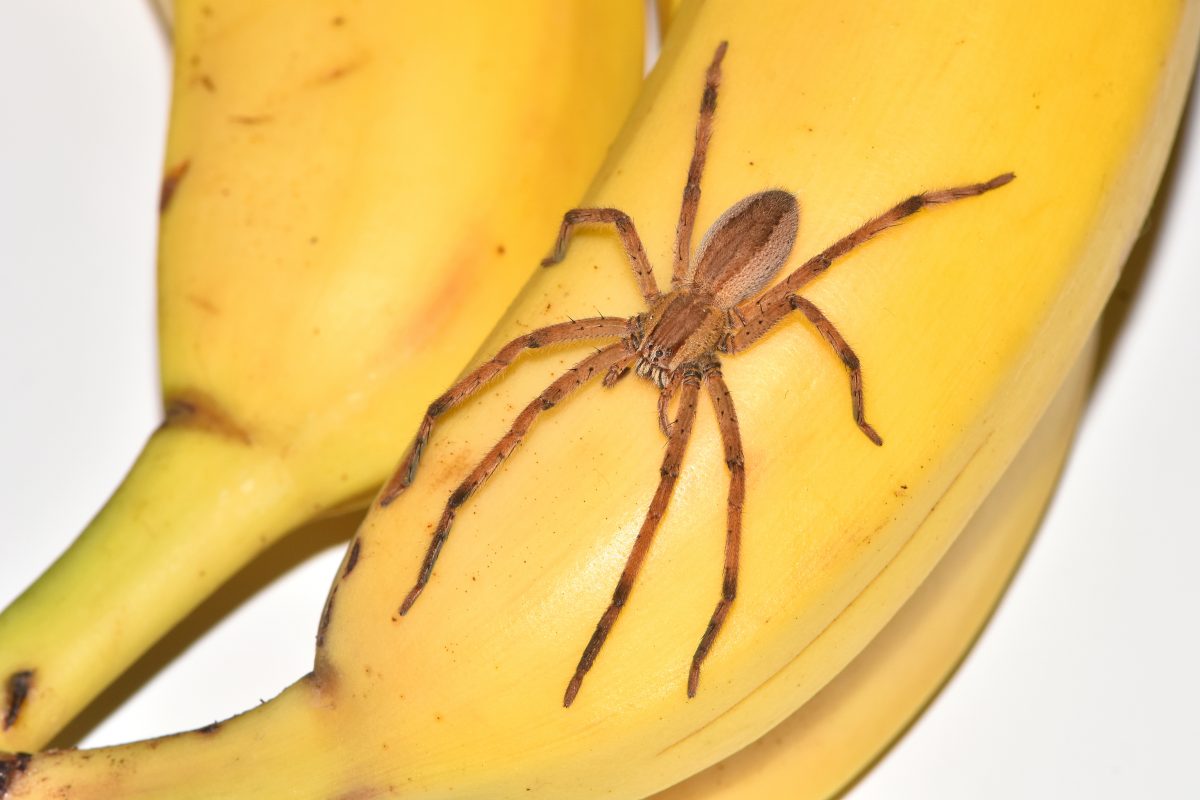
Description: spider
378,41,1013,707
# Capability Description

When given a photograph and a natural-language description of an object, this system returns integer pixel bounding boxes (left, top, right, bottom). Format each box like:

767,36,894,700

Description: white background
1,3,1197,797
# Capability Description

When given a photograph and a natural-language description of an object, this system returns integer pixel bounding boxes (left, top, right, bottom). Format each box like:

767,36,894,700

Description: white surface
0,3,1197,797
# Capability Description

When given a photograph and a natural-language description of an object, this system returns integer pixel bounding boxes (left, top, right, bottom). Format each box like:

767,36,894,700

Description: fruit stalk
3,681,339,800
0,428,301,747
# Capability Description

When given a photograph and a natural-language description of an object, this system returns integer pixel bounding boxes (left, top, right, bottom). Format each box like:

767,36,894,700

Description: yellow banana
654,334,1095,800
0,0,643,751
3,0,1197,798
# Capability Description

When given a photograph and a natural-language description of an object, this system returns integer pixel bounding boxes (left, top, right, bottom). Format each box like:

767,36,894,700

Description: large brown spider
378,41,1013,707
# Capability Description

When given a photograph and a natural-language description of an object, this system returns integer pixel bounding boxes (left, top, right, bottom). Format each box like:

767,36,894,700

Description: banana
0,0,643,751
3,0,1197,798
653,333,1095,800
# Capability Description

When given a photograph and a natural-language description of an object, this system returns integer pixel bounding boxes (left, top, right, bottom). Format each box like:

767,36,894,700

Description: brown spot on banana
228,113,273,125
316,585,338,648
392,237,485,356
332,787,391,800
186,293,220,315
2,671,32,731
342,539,361,578
312,55,370,85
162,390,252,445
315,541,362,658
305,665,340,703
159,159,190,212
0,751,31,795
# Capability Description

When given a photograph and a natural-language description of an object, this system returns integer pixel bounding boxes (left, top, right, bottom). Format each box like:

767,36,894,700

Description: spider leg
378,316,630,507
541,208,660,303
739,172,1015,317
789,296,881,445
399,343,634,615
657,370,682,436
724,293,882,445
603,362,631,388
672,41,728,290
689,367,744,697
564,373,702,707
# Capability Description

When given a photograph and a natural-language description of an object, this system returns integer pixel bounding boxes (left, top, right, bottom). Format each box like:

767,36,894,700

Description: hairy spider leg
564,374,702,707
790,296,881,445
689,367,744,697
603,361,632,388
672,41,728,289
378,317,630,507
399,344,633,615
742,172,1016,315
657,369,683,436
724,294,881,445
542,208,661,303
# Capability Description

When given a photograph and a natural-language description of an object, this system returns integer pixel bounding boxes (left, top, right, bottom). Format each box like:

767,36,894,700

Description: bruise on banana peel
1,673,32,732
342,539,362,577
313,56,369,85
0,753,31,796
158,159,190,213
228,113,273,125
161,390,253,445
316,538,363,652
316,585,338,649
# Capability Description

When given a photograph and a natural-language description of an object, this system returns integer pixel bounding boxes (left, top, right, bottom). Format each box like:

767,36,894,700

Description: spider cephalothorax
631,188,798,390
378,41,1012,707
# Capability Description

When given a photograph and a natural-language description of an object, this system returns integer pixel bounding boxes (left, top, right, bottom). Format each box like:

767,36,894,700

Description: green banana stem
1,679,344,800
0,427,308,751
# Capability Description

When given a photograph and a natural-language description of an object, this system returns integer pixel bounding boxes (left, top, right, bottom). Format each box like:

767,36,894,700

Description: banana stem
2,679,348,800
0,428,306,751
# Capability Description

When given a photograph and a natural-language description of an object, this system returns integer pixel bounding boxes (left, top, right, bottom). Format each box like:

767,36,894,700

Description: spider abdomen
692,189,798,308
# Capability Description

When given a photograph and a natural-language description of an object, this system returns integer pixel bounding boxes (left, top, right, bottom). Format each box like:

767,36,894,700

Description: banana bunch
3,0,1198,799
0,0,643,752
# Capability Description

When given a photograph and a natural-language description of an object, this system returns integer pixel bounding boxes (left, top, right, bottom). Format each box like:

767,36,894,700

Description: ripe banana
3,1,1198,799
653,334,1095,800
0,0,643,751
